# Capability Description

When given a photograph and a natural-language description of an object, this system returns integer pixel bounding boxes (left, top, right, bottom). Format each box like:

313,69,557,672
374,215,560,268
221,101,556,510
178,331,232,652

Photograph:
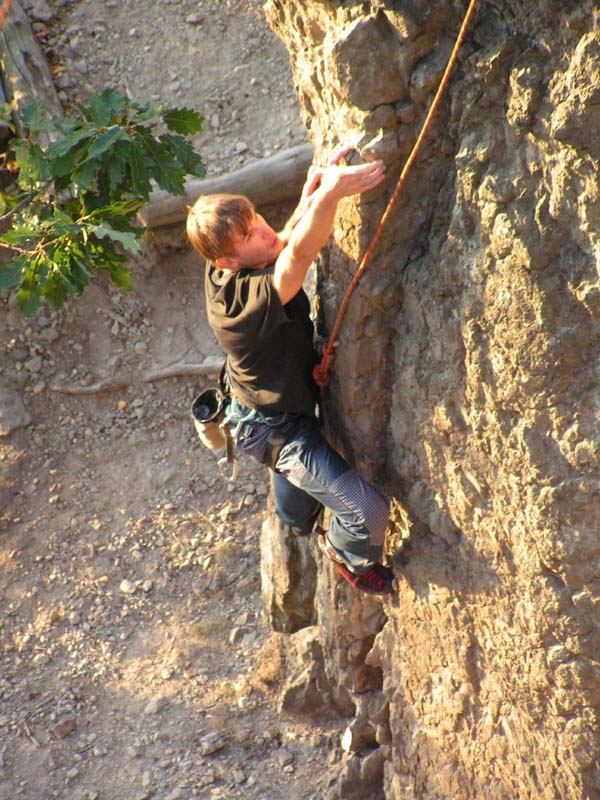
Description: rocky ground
0,2,345,799
34,0,307,176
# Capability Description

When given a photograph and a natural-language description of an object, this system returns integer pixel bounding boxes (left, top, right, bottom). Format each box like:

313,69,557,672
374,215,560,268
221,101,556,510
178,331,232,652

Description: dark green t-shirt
205,263,318,417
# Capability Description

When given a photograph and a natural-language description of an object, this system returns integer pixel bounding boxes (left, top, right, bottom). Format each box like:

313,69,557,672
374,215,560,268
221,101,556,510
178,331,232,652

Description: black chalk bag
191,389,227,450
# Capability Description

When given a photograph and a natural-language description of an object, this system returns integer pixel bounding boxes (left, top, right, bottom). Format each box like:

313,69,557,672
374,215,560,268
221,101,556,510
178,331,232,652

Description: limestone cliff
261,2,600,798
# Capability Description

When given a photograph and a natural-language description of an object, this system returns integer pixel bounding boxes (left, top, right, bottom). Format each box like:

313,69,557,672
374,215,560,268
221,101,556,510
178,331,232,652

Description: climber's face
216,213,283,271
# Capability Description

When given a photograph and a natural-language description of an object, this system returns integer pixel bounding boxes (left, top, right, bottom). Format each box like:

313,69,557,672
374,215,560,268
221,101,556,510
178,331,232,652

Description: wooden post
0,0,63,138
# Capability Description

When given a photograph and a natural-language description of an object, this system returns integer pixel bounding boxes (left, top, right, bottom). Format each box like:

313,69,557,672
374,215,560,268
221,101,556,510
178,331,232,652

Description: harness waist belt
264,419,297,471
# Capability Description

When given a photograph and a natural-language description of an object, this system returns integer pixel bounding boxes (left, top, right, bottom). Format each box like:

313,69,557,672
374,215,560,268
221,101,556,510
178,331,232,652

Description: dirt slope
0,2,341,799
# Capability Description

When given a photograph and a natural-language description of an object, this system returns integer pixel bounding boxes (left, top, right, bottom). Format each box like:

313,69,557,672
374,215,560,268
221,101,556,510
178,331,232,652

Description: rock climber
186,146,395,595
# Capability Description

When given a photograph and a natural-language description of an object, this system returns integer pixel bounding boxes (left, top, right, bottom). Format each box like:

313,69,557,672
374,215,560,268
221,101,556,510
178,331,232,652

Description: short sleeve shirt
205,263,318,417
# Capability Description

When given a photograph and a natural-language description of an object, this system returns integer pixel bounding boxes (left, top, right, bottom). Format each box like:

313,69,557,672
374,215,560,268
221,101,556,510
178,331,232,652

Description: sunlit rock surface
261,2,600,798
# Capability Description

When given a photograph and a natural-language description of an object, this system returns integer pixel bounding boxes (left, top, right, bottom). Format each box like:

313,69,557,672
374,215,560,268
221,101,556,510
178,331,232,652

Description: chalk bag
191,389,227,450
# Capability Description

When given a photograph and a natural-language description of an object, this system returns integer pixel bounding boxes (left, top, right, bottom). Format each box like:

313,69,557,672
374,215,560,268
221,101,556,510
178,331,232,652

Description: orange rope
313,0,479,388
0,0,15,31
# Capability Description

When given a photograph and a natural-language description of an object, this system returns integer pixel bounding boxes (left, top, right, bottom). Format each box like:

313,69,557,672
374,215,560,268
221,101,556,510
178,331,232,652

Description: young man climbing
186,146,395,595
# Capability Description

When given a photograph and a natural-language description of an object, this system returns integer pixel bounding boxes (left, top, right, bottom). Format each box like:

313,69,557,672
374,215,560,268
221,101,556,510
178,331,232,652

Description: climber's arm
273,158,385,305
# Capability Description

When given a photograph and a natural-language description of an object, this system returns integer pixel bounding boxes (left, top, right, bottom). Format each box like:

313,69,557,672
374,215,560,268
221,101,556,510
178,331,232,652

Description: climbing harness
191,369,300,481
224,397,298,471
313,0,479,389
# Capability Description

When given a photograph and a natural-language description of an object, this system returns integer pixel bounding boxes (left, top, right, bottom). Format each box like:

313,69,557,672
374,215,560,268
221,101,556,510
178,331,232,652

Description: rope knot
313,347,333,388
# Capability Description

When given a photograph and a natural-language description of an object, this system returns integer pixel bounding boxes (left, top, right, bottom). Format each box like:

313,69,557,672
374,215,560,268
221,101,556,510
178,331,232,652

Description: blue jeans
233,411,389,573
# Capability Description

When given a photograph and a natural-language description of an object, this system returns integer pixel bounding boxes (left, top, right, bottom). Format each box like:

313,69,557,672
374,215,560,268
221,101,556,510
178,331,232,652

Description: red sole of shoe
331,561,393,595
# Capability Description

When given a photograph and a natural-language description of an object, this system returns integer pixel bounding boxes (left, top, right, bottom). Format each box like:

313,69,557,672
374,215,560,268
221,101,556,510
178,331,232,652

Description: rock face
260,512,317,633
0,388,31,436
262,1,600,798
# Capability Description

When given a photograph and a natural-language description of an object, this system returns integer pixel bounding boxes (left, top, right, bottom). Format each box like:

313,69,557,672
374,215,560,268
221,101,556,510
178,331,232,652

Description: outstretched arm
273,152,385,305
277,146,356,245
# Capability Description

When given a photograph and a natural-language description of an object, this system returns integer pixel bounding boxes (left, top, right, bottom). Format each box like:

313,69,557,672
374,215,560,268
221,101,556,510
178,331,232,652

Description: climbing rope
0,0,14,31
313,0,479,388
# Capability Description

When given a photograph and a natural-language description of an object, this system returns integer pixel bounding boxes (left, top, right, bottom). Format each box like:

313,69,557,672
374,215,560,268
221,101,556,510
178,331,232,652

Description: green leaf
88,222,141,253
17,285,41,315
87,126,128,160
136,130,186,195
107,155,125,196
128,142,152,200
86,198,144,218
72,254,94,282
0,102,15,133
0,193,23,216
93,241,133,290
71,157,99,194
103,139,130,197
0,101,12,122
13,140,52,186
47,127,96,161
163,108,204,135
55,257,84,294
160,133,206,177
106,260,133,290
0,256,28,291
43,279,70,308
17,262,42,316
135,101,166,126
19,101,55,134
52,206,78,226
32,209,77,243
52,116,78,137
40,257,71,306
0,224,39,246
46,148,85,180
189,160,207,179
84,89,129,126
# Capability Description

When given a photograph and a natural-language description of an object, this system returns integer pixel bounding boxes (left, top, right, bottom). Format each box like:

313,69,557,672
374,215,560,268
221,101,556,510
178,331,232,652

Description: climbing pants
233,411,389,572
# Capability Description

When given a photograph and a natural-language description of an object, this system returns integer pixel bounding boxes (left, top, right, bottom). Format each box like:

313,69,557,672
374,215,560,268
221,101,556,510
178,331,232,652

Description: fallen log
51,356,223,395
138,143,312,228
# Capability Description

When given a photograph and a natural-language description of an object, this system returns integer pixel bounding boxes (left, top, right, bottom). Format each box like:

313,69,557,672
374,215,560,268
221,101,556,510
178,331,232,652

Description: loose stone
276,747,294,767
144,696,168,715
198,731,225,756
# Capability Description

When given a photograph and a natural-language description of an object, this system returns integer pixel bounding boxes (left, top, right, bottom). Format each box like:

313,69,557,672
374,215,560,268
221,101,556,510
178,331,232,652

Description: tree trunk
0,0,63,136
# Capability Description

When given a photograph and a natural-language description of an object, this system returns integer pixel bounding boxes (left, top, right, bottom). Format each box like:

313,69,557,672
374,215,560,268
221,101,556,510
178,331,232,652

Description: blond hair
186,193,255,261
